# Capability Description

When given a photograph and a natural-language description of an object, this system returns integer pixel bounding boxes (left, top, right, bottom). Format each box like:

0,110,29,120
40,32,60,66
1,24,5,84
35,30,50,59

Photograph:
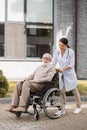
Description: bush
0,70,9,98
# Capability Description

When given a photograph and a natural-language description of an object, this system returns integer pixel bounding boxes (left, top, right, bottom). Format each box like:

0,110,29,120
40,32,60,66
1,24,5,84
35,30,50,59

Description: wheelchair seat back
30,70,59,98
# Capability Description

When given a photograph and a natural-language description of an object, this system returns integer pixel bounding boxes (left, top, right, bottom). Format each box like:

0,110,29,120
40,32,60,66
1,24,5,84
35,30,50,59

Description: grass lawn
5,80,87,97
78,80,87,95
5,81,17,97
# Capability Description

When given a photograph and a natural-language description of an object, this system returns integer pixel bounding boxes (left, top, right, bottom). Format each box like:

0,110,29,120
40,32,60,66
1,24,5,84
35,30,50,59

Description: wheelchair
10,72,65,120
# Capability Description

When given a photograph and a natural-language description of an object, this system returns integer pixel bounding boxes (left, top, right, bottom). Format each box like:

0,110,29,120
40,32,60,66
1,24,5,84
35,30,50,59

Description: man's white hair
42,53,52,61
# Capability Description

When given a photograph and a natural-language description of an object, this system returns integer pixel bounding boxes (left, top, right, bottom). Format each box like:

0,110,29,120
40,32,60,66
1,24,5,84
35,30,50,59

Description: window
8,0,24,22
0,0,5,22
27,0,52,23
0,24,4,57
27,27,52,57
26,0,53,58
0,0,5,57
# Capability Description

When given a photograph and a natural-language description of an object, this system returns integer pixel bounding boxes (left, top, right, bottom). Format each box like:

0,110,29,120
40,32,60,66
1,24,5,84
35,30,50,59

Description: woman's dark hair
59,37,70,48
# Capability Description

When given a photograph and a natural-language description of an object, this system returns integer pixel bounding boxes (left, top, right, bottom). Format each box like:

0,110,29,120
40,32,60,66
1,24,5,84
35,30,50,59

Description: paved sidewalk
0,102,87,130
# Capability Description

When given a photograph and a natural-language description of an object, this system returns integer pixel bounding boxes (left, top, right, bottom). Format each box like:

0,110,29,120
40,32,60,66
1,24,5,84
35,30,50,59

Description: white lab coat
52,48,78,92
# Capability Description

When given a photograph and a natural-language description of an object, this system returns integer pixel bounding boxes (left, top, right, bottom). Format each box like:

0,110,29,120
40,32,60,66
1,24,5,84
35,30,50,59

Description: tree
0,70,9,97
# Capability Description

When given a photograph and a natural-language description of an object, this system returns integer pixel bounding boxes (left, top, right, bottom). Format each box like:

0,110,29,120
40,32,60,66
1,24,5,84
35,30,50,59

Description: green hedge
0,70,9,97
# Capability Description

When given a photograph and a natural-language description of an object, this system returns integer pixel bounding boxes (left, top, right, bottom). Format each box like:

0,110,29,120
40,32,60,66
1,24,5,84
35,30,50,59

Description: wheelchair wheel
34,113,40,121
43,88,65,119
16,112,22,118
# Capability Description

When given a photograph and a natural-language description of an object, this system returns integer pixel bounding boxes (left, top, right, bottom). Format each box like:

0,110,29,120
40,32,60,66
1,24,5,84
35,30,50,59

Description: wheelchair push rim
43,88,65,119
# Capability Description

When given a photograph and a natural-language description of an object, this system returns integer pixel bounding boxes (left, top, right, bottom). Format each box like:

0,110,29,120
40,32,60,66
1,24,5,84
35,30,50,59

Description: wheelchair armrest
39,81,55,85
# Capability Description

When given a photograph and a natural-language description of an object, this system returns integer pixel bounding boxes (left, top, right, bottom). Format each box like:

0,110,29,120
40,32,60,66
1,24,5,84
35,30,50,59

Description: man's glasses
42,57,49,59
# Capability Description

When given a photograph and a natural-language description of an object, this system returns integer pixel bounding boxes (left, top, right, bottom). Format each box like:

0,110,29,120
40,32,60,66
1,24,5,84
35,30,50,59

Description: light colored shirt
52,48,78,92
27,63,56,83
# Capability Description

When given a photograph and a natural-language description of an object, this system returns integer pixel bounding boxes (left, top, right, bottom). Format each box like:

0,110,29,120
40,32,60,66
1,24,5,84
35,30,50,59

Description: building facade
0,0,87,80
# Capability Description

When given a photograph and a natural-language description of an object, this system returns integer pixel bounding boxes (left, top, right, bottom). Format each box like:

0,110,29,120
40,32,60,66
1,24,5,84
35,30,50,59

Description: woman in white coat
52,37,81,115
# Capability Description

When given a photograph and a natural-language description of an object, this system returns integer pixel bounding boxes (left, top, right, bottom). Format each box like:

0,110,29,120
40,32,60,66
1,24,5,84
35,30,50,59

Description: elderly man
7,53,56,112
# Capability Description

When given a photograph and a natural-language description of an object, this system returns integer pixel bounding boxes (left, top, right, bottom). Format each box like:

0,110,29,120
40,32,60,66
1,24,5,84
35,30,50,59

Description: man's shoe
54,110,65,117
74,108,81,114
6,106,17,111
12,107,26,112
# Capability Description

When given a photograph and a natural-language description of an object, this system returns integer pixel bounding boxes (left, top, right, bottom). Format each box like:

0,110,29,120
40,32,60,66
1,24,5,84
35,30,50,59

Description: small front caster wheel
34,113,40,121
16,112,21,118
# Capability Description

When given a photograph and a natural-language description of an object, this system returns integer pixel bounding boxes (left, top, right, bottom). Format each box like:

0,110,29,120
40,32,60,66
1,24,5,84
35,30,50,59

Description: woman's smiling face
59,41,67,51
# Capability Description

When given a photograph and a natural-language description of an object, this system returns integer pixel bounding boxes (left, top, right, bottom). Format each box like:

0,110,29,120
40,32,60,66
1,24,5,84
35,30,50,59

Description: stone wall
54,0,75,50
77,0,87,79
54,0,87,79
